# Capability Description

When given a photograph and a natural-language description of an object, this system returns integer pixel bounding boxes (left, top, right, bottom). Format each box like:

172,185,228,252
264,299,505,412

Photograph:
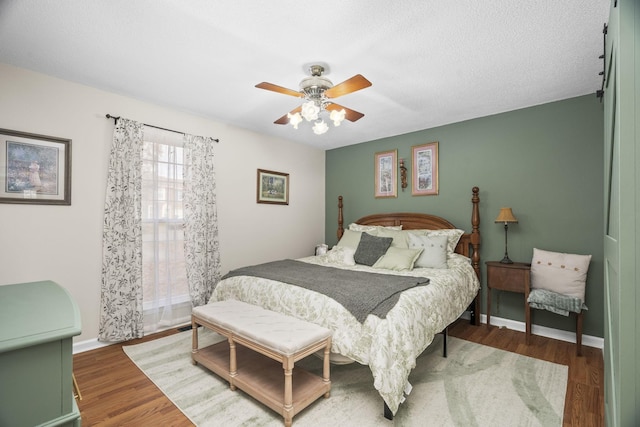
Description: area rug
123,330,567,427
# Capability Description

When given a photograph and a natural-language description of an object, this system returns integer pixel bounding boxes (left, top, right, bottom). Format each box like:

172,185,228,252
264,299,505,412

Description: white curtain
183,134,221,307
98,118,144,342
141,127,190,333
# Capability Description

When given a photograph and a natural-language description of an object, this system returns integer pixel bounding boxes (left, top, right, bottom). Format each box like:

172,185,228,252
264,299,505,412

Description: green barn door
603,2,639,426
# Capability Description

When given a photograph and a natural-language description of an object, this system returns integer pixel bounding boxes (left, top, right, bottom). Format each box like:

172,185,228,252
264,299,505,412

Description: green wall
325,95,604,338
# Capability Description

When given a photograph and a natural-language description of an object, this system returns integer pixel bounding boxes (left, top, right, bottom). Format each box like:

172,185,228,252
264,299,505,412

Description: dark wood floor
73,320,604,426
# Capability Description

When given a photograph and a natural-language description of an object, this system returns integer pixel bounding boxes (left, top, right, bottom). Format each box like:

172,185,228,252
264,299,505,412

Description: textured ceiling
0,0,610,150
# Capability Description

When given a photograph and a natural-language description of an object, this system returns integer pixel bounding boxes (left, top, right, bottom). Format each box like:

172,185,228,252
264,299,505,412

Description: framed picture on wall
0,128,72,205
411,142,439,196
257,168,289,205
374,149,397,198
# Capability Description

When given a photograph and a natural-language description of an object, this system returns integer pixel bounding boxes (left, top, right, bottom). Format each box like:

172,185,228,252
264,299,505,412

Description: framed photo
374,149,397,198
257,169,289,205
0,128,71,205
411,142,439,196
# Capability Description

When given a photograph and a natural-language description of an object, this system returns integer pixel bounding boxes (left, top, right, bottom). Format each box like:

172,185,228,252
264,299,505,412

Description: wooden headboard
336,187,481,324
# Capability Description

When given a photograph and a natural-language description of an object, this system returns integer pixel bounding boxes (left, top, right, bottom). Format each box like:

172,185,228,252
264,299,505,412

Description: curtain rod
105,114,219,143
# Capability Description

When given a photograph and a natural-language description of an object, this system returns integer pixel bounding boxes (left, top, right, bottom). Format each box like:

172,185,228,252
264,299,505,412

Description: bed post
470,187,481,325
337,196,344,240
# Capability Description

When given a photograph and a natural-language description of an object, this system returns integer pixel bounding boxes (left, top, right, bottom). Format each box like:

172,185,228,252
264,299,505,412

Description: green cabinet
0,281,82,426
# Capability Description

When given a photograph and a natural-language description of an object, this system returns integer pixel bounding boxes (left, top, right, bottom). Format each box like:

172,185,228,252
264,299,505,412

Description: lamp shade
495,207,518,223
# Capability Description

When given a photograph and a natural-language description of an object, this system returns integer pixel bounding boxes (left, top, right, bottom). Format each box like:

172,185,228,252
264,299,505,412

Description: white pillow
411,229,465,254
530,248,591,303
408,233,449,269
348,223,402,232
335,229,362,251
373,247,423,271
325,246,356,266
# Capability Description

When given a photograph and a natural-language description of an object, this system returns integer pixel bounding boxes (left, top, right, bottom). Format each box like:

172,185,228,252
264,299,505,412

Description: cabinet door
603,2,639,426
0,340,69,426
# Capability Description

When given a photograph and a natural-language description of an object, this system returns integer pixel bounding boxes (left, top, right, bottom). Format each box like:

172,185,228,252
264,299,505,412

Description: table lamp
495,207,518,264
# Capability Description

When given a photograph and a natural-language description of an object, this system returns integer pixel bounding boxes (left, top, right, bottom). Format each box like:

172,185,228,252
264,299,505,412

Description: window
141,127,191,331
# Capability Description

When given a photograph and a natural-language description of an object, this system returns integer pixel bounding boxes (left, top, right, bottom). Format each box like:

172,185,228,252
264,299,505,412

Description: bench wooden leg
191,318,199,365
323,339,331,398
283,357,294,427
229,337,237,391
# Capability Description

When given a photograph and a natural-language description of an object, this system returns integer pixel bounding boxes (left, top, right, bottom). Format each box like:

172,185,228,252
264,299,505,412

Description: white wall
0,63,326,343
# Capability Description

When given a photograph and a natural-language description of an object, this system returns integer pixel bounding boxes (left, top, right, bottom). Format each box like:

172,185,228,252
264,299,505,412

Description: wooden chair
527,288,586,355
525,248,591,356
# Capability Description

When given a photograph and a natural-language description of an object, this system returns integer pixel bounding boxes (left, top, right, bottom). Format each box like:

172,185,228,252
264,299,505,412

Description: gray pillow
354,233,393,266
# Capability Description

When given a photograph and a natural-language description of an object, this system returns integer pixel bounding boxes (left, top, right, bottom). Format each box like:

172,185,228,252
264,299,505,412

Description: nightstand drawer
485,261,531,327
486,262,530,293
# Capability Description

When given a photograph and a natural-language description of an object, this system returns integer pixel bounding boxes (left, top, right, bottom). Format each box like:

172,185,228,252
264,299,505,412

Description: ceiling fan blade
326,103,365,122
255,82,302,98
324,74,372,98
274,106,302,125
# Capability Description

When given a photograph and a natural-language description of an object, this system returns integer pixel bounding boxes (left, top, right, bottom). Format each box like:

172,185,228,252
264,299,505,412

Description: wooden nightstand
485,261,531,335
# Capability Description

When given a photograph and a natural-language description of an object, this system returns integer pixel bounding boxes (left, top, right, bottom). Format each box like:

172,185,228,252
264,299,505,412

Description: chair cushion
528,288,588,316
530,248,591,303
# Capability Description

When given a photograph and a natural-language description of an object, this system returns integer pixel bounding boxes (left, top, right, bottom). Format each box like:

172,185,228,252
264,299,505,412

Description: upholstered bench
191,300,332,427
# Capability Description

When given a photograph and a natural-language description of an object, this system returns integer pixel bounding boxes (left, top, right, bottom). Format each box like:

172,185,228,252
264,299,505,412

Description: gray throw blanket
221,259,430,323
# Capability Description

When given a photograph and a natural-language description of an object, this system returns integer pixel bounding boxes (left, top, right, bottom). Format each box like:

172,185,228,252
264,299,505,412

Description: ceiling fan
255,64,372,135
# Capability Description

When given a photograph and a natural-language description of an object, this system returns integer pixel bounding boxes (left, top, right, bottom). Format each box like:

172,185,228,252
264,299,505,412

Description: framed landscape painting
374,149,397,198
257,169,289,205
0,128,71,205
411,142,438,196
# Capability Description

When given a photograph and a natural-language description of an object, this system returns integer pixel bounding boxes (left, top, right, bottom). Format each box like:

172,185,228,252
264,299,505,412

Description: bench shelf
193,341,330,417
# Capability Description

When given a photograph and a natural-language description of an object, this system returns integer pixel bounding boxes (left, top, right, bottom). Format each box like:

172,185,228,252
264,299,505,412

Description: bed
208,187,481,418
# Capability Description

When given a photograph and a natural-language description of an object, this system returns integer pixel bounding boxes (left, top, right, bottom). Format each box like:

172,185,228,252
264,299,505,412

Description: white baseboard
74,314,605,354
73,338,111,354
72,322,192,354
474,313,604,349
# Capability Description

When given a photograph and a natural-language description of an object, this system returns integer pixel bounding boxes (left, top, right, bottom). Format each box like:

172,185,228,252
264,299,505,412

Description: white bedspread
208,252,479,414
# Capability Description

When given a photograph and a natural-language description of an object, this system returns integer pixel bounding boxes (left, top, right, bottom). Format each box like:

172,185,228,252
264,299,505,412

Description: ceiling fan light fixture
257,64,371,136
287,112,303,129
301,100,320,121
330,108,346,126
312,120,329,135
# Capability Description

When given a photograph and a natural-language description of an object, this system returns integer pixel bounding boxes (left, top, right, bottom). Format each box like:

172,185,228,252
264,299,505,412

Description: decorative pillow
335,229,362,251
325,246,356,266
371,228,409,248
349,223,402,232
429,229,465,254
530,248,591,303
353,233,393,266
373,247,423,271
407,233,449,269
411,229,465,254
